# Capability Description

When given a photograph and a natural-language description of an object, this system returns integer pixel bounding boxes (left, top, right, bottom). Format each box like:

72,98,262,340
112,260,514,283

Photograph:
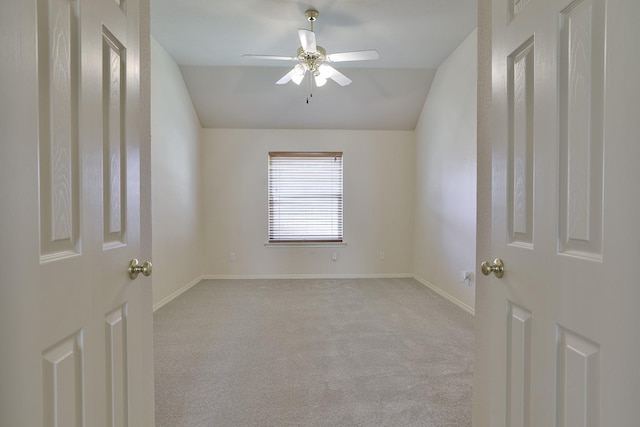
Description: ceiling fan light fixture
291,63,307,85
317,64,332,79
294,63,307,76
314,74,328,87
292,73,305,85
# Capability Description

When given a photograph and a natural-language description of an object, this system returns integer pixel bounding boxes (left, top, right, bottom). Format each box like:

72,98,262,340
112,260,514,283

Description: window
268,152,343,243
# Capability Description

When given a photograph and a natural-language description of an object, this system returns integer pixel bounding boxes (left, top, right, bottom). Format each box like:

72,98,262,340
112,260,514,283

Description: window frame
267,151,344,244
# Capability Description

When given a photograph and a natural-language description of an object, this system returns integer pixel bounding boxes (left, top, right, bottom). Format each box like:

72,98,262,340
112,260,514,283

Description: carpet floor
154,278,474,426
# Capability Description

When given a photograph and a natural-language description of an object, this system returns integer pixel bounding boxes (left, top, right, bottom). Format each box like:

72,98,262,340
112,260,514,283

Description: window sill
264,242,347,248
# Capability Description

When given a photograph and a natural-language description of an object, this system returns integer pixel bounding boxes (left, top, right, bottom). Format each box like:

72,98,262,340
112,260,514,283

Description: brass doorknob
481,258,504,278
129,259,152,279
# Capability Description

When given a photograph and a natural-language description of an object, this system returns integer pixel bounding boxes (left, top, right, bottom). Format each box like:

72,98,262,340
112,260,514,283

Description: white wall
151,37,202,307
202,129,415,278
413,29,478,312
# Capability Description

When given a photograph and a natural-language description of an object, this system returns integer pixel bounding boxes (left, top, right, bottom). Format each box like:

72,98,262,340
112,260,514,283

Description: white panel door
0,0,154,426
475,0,640,425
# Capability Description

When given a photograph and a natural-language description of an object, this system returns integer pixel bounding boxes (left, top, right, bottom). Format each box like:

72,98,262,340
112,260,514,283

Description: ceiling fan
242,9,379,88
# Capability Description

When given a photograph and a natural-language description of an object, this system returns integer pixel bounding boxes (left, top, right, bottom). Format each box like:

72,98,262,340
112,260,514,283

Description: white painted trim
202,273,414,280
153,276,203,312
153,274,474,316
264,242,348,248
413,275,475,316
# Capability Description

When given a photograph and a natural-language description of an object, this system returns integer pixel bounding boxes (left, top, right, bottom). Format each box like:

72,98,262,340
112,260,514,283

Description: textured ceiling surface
151,0,477,130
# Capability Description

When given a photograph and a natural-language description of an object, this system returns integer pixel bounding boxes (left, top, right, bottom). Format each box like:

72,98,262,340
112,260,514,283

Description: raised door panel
105,306,129,427
506,303,532,427
556,327,600,427
37,0,80,261
558,0,605,259
510,0,530,20
42,332,84,427
508,37,535,248
103,28,127,248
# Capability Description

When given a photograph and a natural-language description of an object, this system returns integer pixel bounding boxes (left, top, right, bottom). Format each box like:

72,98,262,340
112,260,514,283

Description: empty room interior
151,0,478,425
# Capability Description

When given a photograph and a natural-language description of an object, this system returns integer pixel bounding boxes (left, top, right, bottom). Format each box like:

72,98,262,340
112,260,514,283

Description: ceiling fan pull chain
306,73,313,104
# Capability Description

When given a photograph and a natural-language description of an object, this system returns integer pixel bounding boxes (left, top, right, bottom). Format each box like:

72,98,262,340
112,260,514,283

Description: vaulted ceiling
151,0,477,130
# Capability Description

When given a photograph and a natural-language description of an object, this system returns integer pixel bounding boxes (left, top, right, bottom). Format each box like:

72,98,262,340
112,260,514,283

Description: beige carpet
154,278,474,426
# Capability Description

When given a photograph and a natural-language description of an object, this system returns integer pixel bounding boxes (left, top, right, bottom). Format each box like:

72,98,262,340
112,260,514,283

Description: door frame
138,0,155,423
473,0,496,424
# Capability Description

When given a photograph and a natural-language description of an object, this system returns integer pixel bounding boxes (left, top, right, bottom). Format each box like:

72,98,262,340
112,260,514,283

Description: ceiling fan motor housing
297,45,326,66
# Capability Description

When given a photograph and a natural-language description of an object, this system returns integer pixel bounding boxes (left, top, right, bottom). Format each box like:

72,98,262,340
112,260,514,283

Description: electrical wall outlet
229,252,236,262
331,252,338,261
379,251,385,260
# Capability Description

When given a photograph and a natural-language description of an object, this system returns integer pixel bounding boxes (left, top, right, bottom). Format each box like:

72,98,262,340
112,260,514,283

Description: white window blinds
268,152,343,243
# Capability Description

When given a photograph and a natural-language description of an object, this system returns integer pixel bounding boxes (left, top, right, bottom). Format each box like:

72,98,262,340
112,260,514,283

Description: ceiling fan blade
326,50,379,62
242,54,297,61
298,29,317,53
321,64,352,86
276,68,297,85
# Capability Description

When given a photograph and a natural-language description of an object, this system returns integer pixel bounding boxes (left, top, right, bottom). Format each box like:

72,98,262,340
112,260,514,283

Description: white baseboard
413,275,475,316
154,274,474,316
153,276,203,312
201,273,414,280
